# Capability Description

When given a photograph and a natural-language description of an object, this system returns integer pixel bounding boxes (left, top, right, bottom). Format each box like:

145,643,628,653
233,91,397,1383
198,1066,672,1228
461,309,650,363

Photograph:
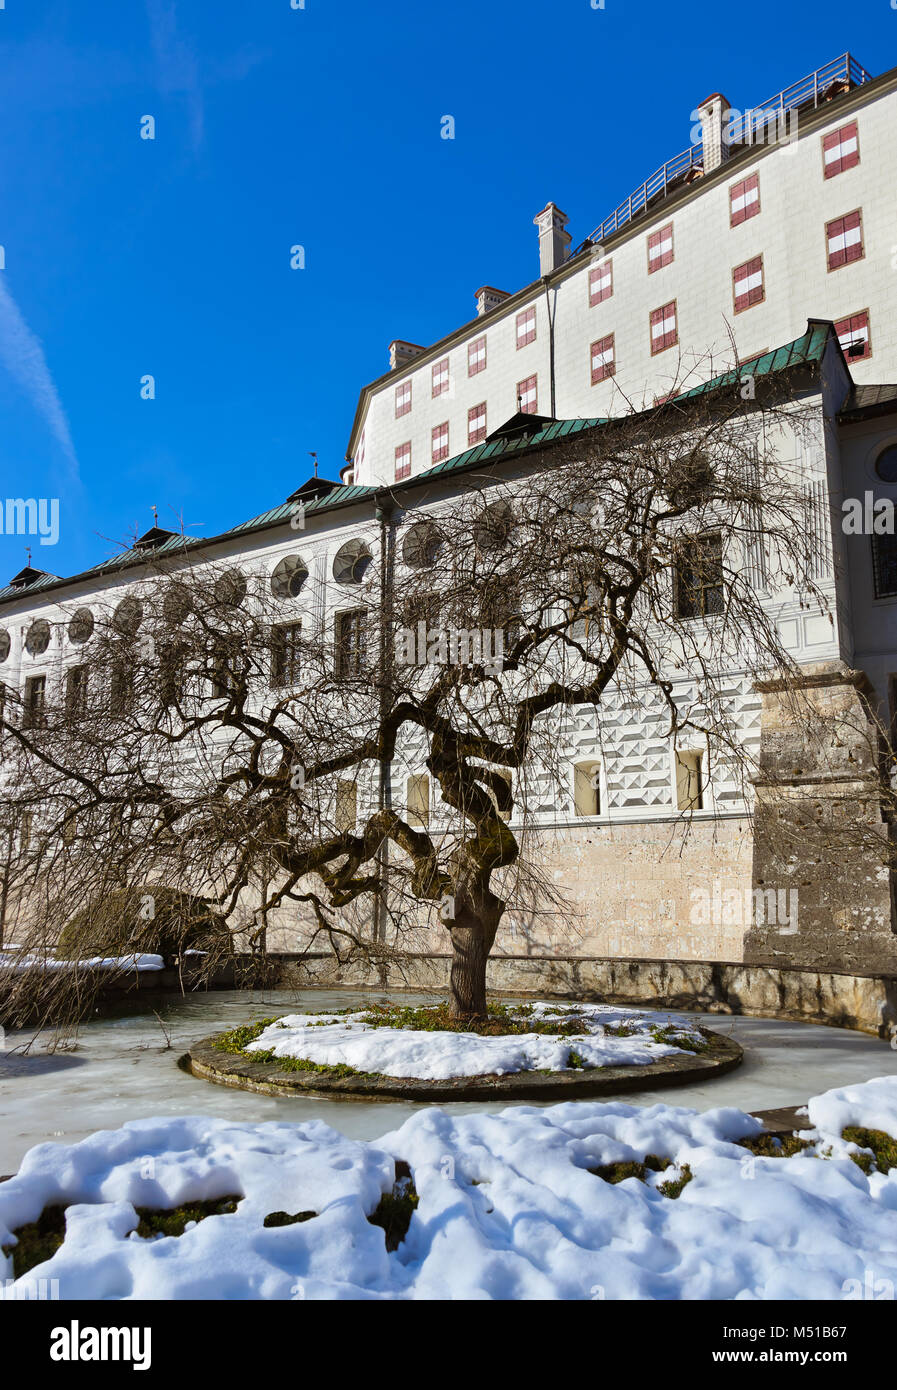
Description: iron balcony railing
585,52,873,249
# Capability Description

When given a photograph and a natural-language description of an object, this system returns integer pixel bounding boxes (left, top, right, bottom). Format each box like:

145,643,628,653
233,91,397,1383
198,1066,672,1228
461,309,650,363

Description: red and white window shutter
827,210,863,270
395,380,411,418
432,357,449,397
647,223,674,273
431,421,450,464
730,174,760,227
516,306,536,348
733,255,764,313
468,402,487,445
835,310,871,361
650,302,677,355
590,334,615,384
517,375,537,414
823,121,859,179
468,335,486,376
395,442,411,480
589,259,613,306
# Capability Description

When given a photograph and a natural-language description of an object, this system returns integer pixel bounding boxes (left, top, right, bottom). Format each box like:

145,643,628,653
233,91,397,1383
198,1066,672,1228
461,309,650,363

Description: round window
271,555,310,599
0,629,10,663
112,596,143,637
68,608,95,644
876,446,897,483
25,619,51,656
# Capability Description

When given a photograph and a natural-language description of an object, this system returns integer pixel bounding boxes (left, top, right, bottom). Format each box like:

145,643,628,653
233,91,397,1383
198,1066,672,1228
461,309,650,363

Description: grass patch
212,1019,371,1078
843,1126,897,1174
355,1001,599,1038
368,1161,419,1252
2,1204,67,1279
590,1155,692,1198
739,1133,812,1159
263,1209,316,1228
133,1195,240,1239
649,1025,711,1055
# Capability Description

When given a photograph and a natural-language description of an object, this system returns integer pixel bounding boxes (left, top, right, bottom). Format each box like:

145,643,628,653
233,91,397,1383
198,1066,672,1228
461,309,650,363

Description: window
590,334,615,384
468,402,487,445
159,643,188,706
23,675,46,730
271,621,302,687
650,301,677,355
573,761,601,817
647,222,674,272
335,779,357,832
827,210,864,270
406,774,430,828
210,641,241,699
468,335,486,376
872,534,897,599
110,662,133,716
516,306,536,349
589,258,613,306
835,310,871,361
875,447,897,483
675,750,705,811
395,441,411,481
65,665,88,721
19,811,33,853
823,120,859,179
432,421,450,465
729,174,760,227
674,533,724,619
733,255,764,313
335,608,367,678
432,357,449,397
395,379,411,418
517,374,537,414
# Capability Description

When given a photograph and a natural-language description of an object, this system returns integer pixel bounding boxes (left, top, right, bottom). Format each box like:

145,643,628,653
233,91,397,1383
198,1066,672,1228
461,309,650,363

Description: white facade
347,55,897,488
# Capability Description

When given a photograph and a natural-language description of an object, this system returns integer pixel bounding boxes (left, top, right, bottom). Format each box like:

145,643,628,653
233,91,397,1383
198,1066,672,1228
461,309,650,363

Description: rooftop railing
584,52,873,249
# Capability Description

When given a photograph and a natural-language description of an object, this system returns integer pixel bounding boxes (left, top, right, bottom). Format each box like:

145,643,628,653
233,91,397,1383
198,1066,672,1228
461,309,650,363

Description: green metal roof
0,321,838,607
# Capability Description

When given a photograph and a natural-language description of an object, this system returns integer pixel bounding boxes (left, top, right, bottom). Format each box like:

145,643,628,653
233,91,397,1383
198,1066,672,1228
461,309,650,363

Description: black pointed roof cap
286,475,341,504
486,411,557,444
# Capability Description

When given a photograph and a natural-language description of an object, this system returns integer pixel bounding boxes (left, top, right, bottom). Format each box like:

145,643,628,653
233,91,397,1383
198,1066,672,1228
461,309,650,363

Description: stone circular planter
182,1026,743,1102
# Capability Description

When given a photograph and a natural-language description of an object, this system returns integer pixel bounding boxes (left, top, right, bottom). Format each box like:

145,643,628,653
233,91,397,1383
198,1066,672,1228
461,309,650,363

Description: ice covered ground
4,1074,897,1300
245,1003,706,1078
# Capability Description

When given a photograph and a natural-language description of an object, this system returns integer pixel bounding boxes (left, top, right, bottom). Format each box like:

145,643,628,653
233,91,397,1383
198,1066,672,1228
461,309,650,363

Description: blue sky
0,0,893,580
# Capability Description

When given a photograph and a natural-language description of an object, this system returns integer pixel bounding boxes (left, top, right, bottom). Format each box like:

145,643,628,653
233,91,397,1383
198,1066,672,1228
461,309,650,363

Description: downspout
542,276,557,419
374,489,395,948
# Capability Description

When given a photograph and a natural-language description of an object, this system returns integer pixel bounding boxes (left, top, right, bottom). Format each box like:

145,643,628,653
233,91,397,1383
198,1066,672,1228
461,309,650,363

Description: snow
4,1074,897,1299
0,953,165,974
245,1003,706,1079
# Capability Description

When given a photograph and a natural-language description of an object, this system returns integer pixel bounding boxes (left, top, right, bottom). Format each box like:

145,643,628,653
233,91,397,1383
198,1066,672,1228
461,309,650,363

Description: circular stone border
181,1026,743,1102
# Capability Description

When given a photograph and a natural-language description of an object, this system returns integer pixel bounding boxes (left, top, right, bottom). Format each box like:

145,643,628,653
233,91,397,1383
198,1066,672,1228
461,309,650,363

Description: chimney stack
388,340,426,371
697,92,732,172
534,202,571,276
475,286,511,317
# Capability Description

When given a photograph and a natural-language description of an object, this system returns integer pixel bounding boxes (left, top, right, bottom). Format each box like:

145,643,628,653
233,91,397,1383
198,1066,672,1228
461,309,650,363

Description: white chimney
697,92,732,172
533,202,571,276
475,285,511,317
388,340,426,371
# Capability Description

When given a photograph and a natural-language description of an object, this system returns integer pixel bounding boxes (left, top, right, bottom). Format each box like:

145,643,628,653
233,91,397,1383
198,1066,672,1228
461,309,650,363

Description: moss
2,1204,67,1279
133,1195,241,1239
657,1164,693,1199
649,1025,710,1055
843,1126,897,1174
739,1132,812,1158
263,1210,316,1228
368,1161,419,1252
591,1154,671,1184
356,1000,596,1038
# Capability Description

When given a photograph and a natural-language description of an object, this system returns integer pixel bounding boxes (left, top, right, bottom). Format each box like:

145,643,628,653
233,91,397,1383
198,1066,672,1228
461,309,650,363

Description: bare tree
0,369,833,1022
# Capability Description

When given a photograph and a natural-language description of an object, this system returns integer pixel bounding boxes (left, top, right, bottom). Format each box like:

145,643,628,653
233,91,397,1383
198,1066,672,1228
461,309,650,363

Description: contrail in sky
0,275,79,477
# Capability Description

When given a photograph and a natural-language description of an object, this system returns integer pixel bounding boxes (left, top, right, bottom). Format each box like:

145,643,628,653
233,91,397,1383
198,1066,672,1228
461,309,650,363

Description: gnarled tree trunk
448,886,503,1020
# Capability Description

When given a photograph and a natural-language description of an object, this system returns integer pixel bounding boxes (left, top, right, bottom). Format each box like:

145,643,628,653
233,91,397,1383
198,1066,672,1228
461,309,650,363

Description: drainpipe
542,277,557,418
374,489,395,948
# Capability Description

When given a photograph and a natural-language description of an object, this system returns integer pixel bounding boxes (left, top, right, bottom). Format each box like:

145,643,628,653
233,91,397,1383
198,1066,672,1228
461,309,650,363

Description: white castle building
4,51,897,976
